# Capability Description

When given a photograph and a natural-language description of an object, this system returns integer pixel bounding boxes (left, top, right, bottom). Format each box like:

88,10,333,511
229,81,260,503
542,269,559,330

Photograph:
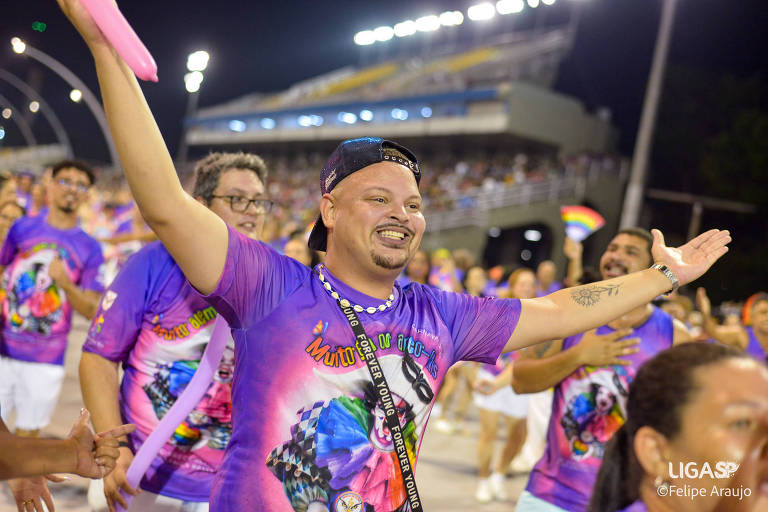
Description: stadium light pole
0,92,37,147
0,68,73,158
177,50,209,165
11,37,118,168
619,0,678,229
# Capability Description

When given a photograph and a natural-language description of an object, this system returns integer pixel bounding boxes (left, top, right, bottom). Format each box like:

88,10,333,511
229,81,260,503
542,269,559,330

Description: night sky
1,0,766,163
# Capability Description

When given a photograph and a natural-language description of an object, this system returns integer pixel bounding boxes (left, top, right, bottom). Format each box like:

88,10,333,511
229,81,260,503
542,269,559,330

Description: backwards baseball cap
308,137,421,251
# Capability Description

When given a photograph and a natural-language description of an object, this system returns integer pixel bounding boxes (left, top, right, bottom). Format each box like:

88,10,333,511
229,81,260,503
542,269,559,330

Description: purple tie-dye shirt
201,226,521,512
83,242,233,501
525,307,674,511
0,215,104,365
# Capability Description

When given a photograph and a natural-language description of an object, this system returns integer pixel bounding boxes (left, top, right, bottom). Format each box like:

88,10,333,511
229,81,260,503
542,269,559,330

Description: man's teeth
380,230,405,240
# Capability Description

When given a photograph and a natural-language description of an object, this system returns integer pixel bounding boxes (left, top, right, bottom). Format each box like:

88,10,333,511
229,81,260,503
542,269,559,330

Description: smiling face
49,167,91,214
599,233,653,280
323,161,425,276
663,358,768,511
511,269,536,299
370,392,410,452
207,168,266,240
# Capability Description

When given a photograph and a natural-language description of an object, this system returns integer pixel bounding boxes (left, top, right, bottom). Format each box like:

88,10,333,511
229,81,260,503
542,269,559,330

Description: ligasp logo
334,491,364,512
668,461,740,479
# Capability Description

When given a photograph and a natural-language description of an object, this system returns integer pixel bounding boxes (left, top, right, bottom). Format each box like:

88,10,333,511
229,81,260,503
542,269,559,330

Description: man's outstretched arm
57,0,227,294
504,228,731,352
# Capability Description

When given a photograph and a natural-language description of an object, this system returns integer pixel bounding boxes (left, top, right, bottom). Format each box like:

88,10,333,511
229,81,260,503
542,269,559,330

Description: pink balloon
117,317,231,511
81,0,158,82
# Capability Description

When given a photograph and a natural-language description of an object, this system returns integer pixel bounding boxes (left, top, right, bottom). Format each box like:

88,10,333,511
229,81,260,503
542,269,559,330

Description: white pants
0,356,65,430
511,389,553,472
88,479,209,512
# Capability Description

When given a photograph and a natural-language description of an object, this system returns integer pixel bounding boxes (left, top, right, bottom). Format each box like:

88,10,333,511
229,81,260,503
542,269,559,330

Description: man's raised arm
57,0,227,294
505,229,730,352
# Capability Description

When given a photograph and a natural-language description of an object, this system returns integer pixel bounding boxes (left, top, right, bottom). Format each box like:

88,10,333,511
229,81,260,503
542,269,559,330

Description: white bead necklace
316,266,395,314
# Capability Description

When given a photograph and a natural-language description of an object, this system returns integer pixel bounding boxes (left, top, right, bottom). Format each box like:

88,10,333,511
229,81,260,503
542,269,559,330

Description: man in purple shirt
0,159,103,437
60,1,731,509
80,152,271,512
513,229,694,512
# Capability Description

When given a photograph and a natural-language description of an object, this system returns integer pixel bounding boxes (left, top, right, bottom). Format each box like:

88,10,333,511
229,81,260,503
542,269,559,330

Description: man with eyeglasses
0,159,104,440
80,152,270,512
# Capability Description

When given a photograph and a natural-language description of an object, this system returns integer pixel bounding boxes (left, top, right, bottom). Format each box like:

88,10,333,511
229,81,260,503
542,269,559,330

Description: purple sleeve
199,226,310,329
0,221,19,266
82,250,149,362
433,289,521,364
78,240,105,293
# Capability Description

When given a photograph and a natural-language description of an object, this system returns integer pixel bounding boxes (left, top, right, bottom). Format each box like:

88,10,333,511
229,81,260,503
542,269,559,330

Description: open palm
651,228,731,286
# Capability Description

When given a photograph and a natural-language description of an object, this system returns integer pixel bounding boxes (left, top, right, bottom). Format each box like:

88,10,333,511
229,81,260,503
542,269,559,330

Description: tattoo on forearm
534,340,555,358
570,283,622,307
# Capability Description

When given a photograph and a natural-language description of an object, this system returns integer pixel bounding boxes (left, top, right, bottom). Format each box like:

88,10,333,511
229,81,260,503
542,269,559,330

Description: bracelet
651,263,679,295
118,441,131,449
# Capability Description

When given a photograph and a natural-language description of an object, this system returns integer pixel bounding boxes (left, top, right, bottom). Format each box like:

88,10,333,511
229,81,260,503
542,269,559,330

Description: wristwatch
651,263,679,295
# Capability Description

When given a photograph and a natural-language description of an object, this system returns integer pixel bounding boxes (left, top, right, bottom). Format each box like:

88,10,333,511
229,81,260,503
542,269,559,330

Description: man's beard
370,249,409,270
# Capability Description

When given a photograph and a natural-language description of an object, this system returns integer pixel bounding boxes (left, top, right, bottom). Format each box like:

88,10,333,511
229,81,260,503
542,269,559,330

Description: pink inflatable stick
80,0,158,82
117,317,231,511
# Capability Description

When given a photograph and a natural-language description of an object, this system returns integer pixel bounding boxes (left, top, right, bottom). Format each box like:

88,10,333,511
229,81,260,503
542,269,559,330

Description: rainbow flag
560,205,605,242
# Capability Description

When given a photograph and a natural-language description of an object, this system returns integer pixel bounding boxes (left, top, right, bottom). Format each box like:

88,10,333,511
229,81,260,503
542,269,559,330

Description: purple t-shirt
746,326,767,361
202,227,521,511
526,307,673,511
0,215,104,365
83,242,233,501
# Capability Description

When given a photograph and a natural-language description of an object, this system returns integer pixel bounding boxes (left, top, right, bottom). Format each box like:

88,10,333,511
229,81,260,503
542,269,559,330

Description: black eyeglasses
211,195,274,214
56,178,90,193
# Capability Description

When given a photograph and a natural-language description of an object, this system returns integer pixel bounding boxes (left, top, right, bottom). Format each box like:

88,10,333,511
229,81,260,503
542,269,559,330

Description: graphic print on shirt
559,365,631,460
267,320,438,512
142,334,234,468
1,244,74,336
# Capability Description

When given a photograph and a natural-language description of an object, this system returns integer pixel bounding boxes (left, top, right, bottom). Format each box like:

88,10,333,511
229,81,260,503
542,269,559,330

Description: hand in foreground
576,328,639,367
651,229,731,287
8,475,60,512
103,446,140,512
56,0,111,50
68,409,135,479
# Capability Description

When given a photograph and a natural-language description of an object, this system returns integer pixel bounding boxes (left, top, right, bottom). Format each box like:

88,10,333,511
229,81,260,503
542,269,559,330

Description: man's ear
319,193,336,229
634,425,672,479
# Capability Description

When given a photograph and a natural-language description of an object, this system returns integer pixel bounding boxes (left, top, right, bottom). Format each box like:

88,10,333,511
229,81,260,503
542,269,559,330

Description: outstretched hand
651,229,731,287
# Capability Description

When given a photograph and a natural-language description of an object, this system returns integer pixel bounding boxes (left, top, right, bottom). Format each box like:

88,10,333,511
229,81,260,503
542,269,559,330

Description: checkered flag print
266,401,328,482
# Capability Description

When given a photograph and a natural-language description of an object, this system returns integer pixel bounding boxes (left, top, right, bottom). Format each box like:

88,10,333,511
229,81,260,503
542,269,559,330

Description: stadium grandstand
183,25,626,272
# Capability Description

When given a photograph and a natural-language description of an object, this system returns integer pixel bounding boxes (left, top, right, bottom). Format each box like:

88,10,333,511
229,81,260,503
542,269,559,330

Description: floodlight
373,26,395,42
70,89,83,103
1,109,10,119
228,120,246,132
415,15,440,32
260,118,276,130
439,11,464,26
0,127,5,140
542,0,556,4
354,30,376,46
527,0,540,7
186,51,210,72
360,109,374,121
468,3,496,21
394,20,417,37
11,37,26,54
184,71,204,93
497,0,525,15
29,101,40,113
